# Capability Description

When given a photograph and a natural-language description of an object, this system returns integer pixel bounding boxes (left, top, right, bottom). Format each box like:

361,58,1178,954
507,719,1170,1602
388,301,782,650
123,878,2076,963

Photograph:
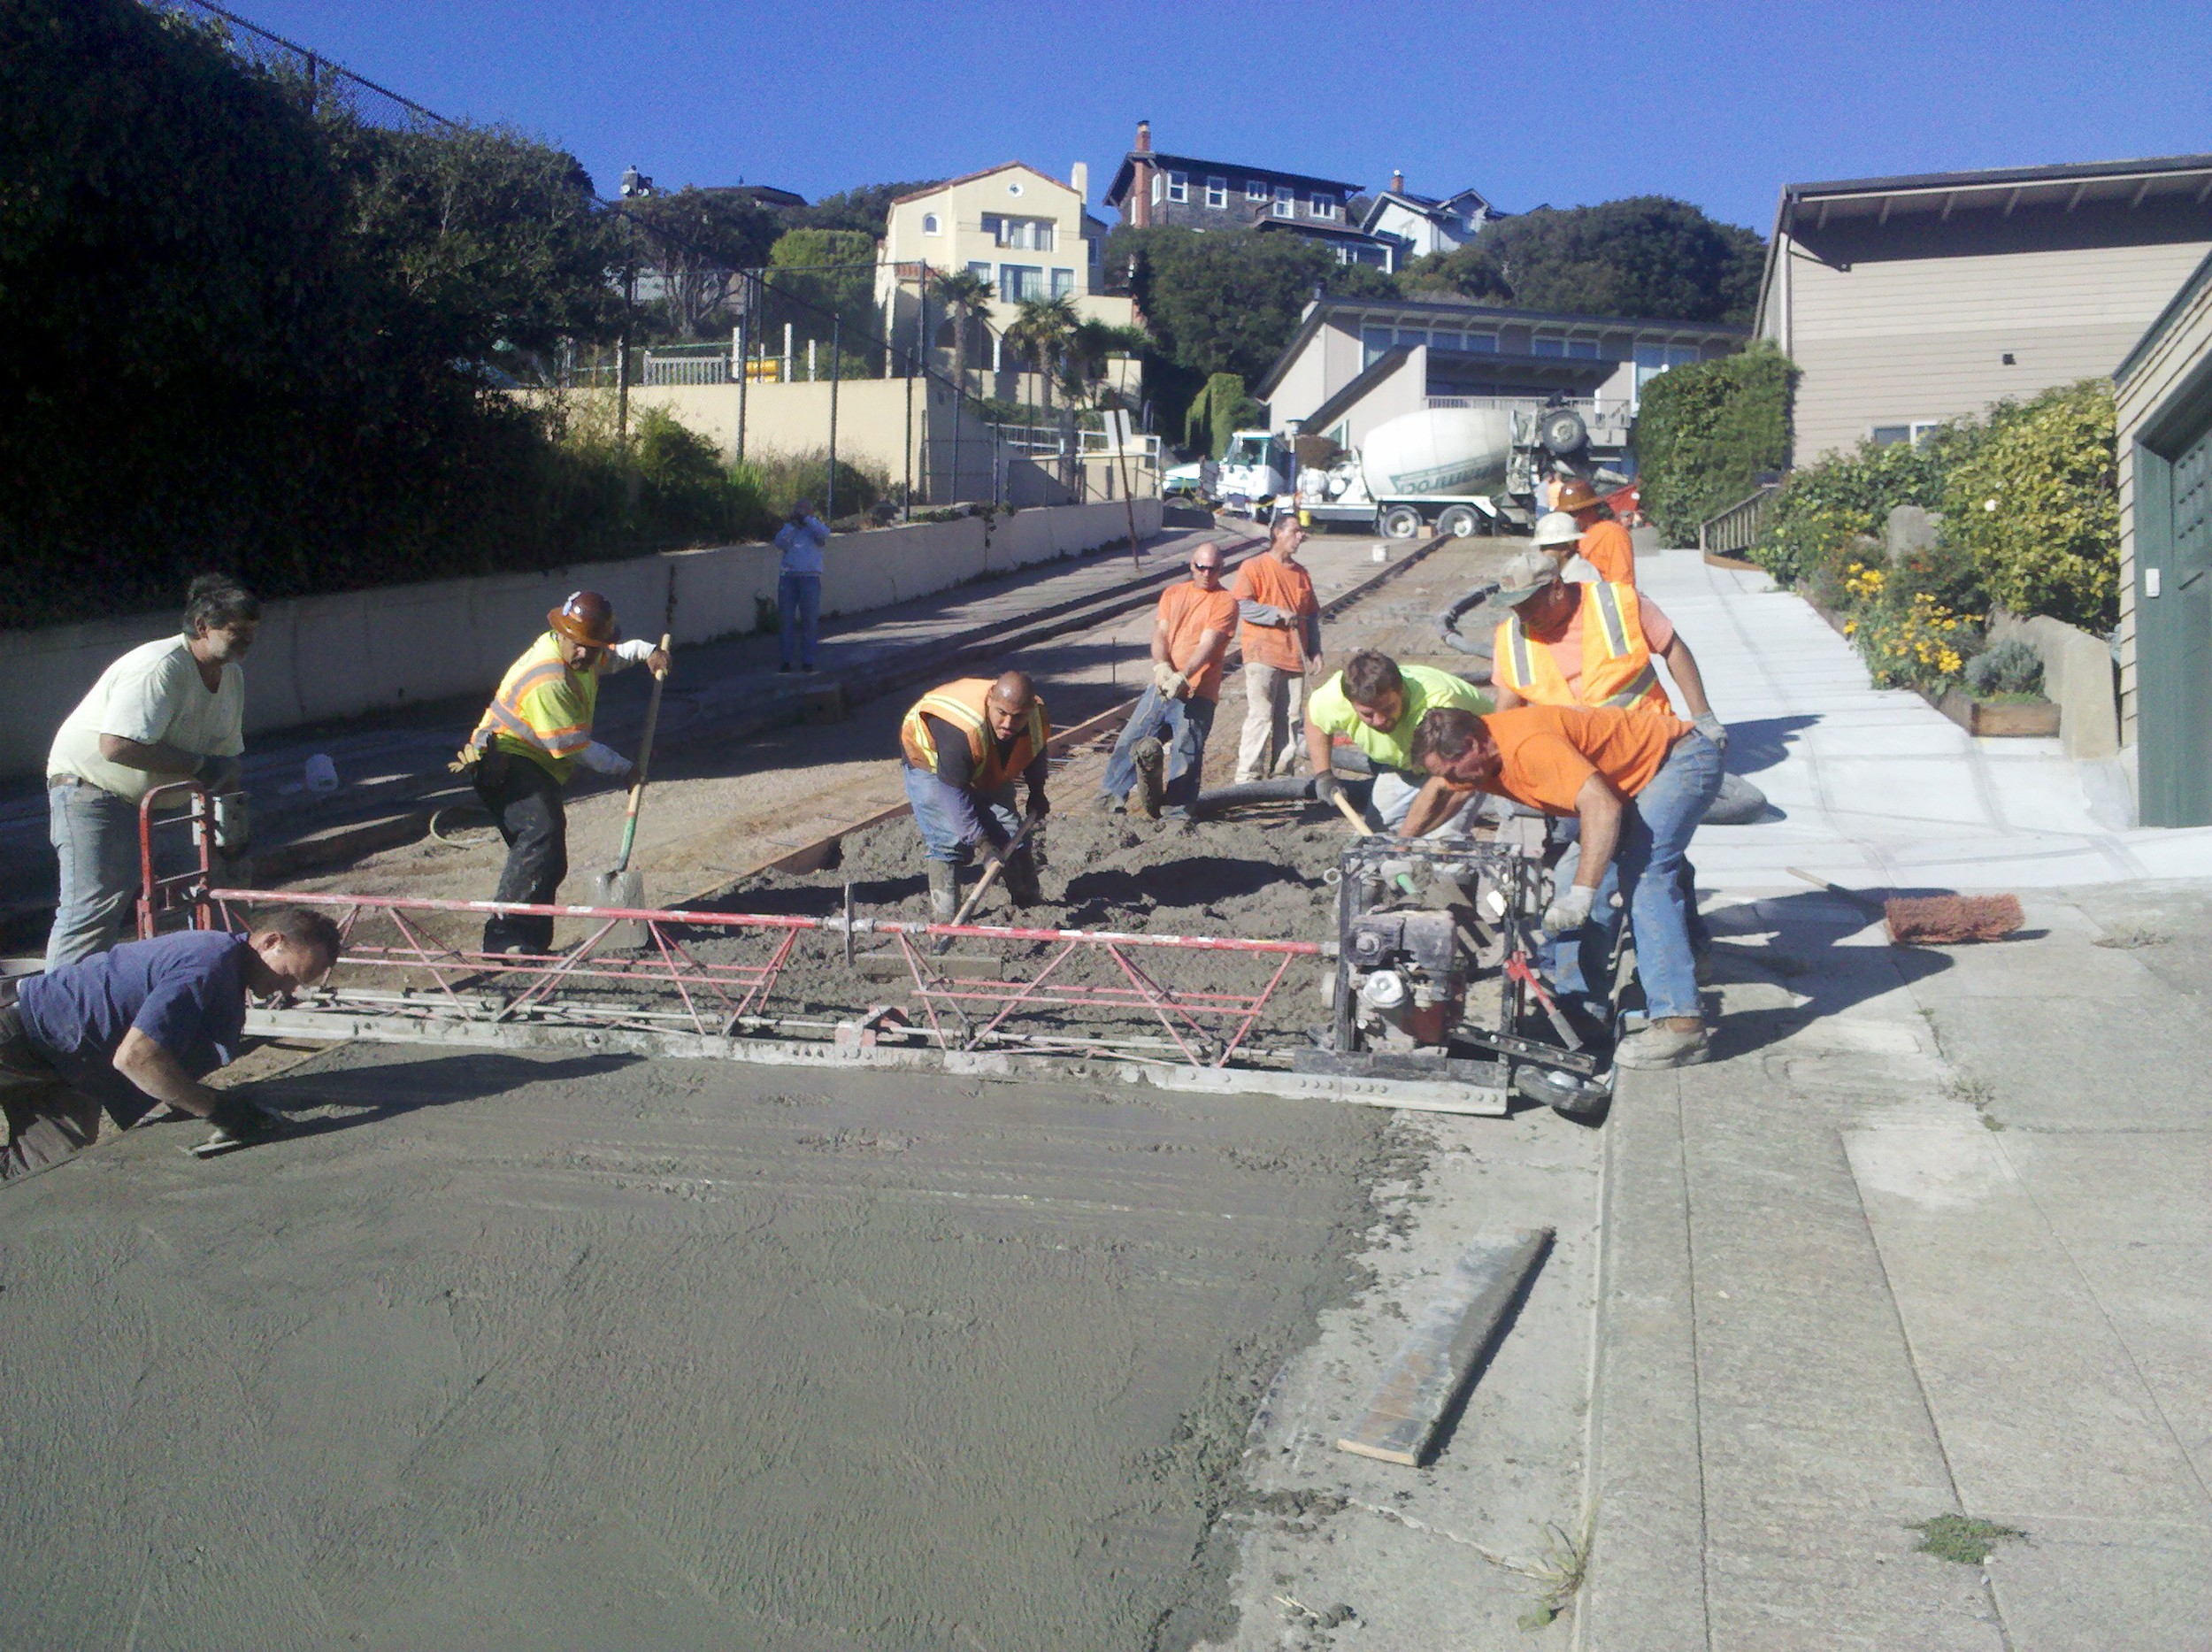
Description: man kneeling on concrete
900,672,1051,920
1303,650,1490,834
1,910,342,1180
1409,704,1722,1069
1102,544,1235,818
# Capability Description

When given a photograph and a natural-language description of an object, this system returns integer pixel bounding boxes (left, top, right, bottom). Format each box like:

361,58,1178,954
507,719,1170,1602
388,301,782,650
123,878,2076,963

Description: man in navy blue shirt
1,910,341,1180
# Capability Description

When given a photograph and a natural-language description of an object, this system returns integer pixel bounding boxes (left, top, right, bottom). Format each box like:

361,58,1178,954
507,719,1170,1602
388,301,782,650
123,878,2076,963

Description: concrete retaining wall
1987,609,2120,760
7,498,1160,780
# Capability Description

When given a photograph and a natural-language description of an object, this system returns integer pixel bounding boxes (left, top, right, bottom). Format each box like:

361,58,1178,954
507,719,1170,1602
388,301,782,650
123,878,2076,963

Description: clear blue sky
236,0,2212,233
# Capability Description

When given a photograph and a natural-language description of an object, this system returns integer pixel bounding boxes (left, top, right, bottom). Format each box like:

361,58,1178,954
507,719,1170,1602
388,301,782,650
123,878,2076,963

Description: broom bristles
1886,893,2024,945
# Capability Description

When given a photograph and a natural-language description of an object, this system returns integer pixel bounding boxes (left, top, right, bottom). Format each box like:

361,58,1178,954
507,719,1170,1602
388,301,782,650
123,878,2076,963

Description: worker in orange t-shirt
1553,478,1635,585
1409,703,1724,1071
1102,544,1238,818
1228,511,1321,781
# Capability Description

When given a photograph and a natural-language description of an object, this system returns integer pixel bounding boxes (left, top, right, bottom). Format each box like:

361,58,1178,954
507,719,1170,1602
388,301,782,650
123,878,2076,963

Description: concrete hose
1437,581,1501,663
1703,772,1770,825
1190,776,1317,818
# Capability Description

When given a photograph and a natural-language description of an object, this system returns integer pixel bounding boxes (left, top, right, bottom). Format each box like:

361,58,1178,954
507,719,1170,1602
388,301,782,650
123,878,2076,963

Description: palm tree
1006,295,1079,418
930,269,995,394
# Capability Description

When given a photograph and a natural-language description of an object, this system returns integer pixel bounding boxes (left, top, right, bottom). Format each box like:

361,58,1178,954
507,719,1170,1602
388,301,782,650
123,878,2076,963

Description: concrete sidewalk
1579,548,2212,1650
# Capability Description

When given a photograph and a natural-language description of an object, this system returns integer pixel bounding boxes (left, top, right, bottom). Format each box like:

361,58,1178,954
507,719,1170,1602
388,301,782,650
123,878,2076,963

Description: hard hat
548,590,620,647
1531,511,1583,550
1554,477,1605,514
1494,548,1563,606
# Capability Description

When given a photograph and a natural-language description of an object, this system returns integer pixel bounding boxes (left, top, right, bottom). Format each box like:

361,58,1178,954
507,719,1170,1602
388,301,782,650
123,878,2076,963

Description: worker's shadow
247,1052,635,1141
1696,887,1957,1062
1720,714,1820,779
1058,856,1309,925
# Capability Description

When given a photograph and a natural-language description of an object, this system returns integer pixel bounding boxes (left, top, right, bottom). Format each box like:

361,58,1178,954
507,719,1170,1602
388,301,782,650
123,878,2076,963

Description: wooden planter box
1933,688,2061,737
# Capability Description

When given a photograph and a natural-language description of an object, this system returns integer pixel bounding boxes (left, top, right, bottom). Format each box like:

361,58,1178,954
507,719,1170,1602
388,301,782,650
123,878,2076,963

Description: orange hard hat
548,590,620,647
1555,478,1606,513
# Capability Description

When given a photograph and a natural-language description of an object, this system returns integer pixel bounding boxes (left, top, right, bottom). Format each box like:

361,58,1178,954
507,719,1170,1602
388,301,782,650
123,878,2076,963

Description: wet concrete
0,1043,1400,1650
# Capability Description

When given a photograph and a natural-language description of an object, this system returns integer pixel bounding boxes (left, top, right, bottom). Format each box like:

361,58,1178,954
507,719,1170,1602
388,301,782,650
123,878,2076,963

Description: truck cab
1216,429,1293,515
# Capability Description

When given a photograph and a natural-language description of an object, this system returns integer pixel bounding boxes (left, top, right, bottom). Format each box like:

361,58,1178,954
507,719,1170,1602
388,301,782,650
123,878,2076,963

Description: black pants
474,752,567,955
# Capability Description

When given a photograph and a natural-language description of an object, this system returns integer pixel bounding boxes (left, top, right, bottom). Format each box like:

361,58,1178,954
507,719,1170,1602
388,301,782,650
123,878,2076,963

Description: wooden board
1336,1226,1552,1466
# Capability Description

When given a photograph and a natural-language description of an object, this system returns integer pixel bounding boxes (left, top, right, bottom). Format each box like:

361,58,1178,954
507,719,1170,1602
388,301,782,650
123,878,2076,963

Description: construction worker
1529,511,1596,579
1409,704,1723,1069
1102,544,1236,819
2,908,341,1179
42,575,258,968
1303,649,1489,834
1229,511,1320,781
1552,477,1636,584
900,672,1050,920
457,592,670,956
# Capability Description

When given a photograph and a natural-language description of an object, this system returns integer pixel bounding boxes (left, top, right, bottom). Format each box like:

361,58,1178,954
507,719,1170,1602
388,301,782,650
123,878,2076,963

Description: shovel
594,628,672,941
932,814,1040,956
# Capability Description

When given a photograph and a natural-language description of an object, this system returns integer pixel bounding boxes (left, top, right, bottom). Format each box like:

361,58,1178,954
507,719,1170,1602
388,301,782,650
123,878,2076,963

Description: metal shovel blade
593,864,649,948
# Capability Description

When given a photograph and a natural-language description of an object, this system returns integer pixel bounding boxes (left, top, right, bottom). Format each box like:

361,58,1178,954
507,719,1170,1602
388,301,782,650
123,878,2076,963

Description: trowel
594,626,672,940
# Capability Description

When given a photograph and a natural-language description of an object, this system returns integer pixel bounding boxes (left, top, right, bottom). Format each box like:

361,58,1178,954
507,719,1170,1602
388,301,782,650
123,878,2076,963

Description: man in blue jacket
775,498,830,672
0,910,341,1180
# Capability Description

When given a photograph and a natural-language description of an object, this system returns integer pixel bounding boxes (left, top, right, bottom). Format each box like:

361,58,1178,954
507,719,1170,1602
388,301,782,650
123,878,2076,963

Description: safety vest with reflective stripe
1494,582,1667,713
472,632,601,784
901,679,1050,791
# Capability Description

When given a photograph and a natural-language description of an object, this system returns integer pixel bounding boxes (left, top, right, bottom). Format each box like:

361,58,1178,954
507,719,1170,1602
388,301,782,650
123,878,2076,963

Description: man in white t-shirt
43,576,259,967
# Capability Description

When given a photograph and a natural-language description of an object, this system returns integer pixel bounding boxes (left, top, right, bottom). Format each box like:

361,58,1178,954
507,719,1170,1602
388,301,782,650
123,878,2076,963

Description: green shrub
1940,380,2118,632
1632,342,1795,545
1965,638,2044,697
744,447,890,523
1185,373,1262,459
1755,435,1955,587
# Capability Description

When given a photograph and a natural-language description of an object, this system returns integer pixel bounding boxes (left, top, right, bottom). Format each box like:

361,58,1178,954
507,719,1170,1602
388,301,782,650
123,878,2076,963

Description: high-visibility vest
901,679,1050,790
1494,582,1668,713
472,632,601,783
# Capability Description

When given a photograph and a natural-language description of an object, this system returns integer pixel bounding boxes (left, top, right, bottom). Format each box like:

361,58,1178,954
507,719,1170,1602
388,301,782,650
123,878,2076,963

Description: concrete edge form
1573,1072,1711,1651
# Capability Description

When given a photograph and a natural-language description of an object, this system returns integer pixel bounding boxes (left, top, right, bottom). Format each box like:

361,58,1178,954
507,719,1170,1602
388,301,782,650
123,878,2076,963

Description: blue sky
234,0,2211,232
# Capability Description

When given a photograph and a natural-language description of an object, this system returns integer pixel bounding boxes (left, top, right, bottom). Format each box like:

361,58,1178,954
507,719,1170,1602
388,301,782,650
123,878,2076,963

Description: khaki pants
0,1007,99,1182
1235,662,1305,782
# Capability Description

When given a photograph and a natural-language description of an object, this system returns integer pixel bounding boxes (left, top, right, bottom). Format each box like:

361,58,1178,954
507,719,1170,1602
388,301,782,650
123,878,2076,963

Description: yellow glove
448,742,482,775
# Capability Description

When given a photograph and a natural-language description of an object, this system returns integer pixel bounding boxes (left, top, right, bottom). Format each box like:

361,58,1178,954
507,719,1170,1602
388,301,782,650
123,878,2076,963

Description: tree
794,180,942,235
1186,373,1263,459
763,227,878,361
1108,226,1397,386
931,268,995,393
1631,343,1796,545
1005,295,1079,416
1401,197,1764,325
1942,380,2119,632
620,185,780,338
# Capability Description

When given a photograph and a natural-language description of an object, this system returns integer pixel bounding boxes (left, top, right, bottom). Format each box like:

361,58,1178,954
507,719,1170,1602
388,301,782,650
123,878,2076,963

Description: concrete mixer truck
1294,403,1618,538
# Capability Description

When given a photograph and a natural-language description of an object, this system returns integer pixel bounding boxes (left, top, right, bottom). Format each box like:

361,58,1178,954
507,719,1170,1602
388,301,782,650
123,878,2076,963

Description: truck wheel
1380,505,1424,539
1540,407,1588,455
1436,505,1480,538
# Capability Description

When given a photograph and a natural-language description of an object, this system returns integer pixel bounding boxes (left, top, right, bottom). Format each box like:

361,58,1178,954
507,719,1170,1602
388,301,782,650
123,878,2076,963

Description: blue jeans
778,572,821,667
902,766,1019,866
1102,688,1215,815
1551,733,1723,1025
46,780,143,969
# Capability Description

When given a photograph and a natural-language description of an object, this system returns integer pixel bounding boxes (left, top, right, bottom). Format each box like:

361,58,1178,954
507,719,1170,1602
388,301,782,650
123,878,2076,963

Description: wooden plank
1335,1226,1552,1467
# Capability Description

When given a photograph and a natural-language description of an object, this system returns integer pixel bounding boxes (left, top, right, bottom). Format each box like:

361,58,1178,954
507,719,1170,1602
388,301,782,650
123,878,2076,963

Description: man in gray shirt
43,576,258,967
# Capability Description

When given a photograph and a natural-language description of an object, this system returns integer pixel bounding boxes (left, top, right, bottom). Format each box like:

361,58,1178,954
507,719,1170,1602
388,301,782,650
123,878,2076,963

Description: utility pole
616,264,635,441
826,316,841,524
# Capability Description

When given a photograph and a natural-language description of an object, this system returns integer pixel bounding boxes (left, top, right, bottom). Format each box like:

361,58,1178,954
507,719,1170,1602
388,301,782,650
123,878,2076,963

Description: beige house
874,163,1137,399
1754,156,2212,462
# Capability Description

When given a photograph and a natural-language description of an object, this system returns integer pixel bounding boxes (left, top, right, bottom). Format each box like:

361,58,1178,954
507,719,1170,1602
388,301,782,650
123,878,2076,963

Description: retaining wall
8,498,1160,780
1986,609,2120,760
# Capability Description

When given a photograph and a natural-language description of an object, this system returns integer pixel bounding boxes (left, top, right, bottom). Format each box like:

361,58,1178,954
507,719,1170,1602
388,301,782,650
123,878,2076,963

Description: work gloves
577,741,634,780
208,1095,288,1145
1150,661,1191,700
1542,883,1596,936
1693,712,1729,751
1312,772,1343,809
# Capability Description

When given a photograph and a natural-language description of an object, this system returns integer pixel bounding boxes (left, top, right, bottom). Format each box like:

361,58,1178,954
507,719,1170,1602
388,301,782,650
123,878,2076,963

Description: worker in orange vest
1228,511,1320,781
899,672,1050,920
1552,477,1636,585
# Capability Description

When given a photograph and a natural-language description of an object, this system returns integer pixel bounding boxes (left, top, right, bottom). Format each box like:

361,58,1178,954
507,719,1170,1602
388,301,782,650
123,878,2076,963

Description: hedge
1631,343,1795,546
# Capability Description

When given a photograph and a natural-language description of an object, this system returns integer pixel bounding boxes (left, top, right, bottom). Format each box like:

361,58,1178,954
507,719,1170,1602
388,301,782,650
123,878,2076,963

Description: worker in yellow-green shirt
1303,651,1491,834
458,591,669,955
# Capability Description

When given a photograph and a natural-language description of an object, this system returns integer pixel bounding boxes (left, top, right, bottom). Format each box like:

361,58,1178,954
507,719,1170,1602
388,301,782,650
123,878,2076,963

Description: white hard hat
1532,511,1582,550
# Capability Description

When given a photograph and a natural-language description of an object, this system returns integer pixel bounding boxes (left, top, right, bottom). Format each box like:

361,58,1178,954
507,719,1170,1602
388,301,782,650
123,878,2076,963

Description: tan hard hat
548,590,620,647
1494,548,1563,606
1531,511,1583,550
1554,477,1605,513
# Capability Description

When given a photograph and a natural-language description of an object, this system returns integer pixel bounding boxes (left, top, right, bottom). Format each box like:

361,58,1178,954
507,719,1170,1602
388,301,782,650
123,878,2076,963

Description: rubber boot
1132,736,1166,818
1001,847,1043,908
927,860,962,923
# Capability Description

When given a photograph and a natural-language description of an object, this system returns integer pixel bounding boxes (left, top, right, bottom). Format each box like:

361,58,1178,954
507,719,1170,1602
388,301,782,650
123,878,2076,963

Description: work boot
1614,1020,1711,1070
926,860,962,923
1132,736,1166,818
1001,849,1044,909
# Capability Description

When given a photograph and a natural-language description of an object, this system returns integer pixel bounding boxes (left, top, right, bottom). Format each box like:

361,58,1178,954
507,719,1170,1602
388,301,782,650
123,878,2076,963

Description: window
1666,343,1701,368
1567,338,1601,359
966,261,993,284
1463,331,1498,353
1871,421,1944,449
1149,171,1164,205
1361,325,1394,368
1310,194,1339,219
1000,265,1043,302
922,212,941,235
1050,267,1074,298
1167,171,1188,203
1246,178,1268,202
1205,175,1227,209
1532,334,1564,357
1273,185,1294,218
982,215,1055,251
1395,327,1432,349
